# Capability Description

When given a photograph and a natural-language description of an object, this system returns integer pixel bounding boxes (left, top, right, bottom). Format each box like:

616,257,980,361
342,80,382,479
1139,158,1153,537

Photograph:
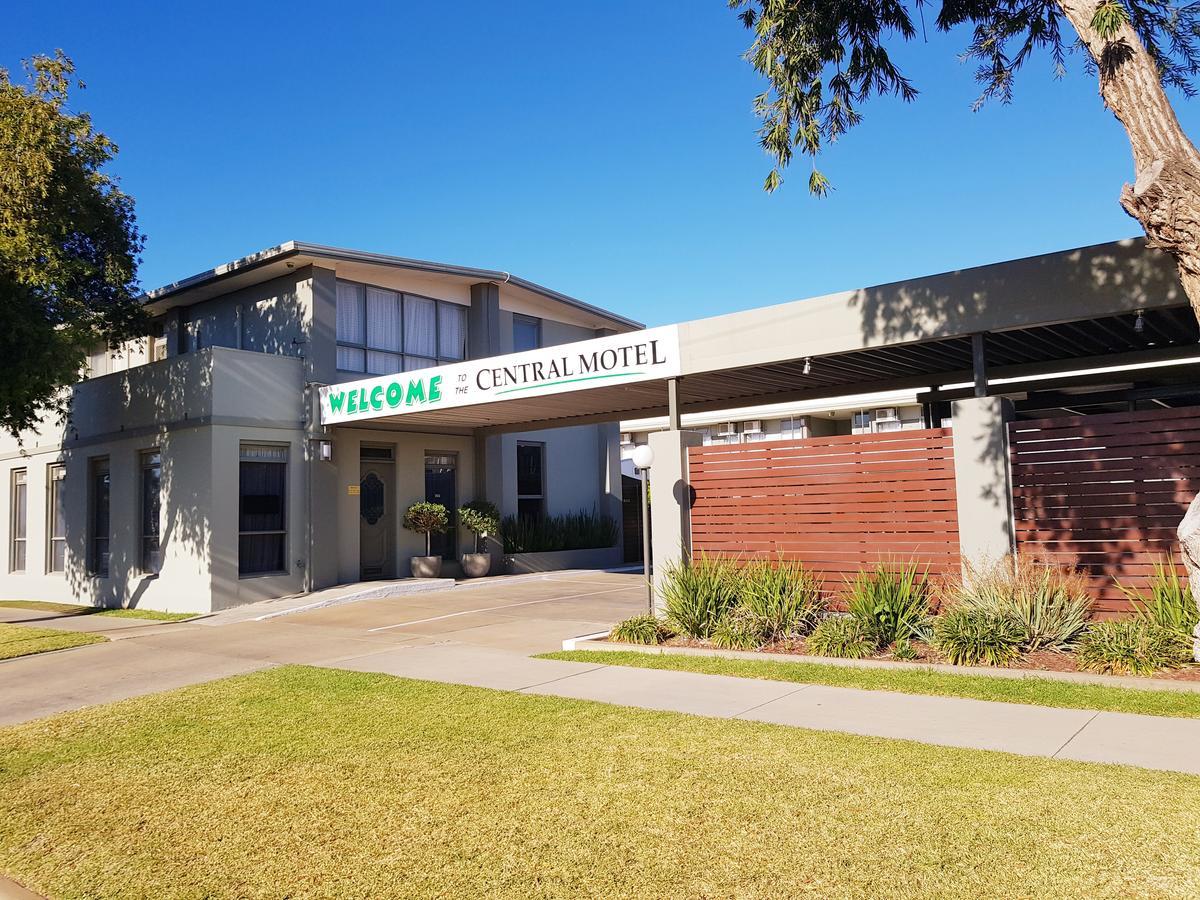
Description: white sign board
319,325,681,425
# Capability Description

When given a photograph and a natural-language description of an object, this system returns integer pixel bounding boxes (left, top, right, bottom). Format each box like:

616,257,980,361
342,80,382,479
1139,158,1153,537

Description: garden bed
574,635,1200,689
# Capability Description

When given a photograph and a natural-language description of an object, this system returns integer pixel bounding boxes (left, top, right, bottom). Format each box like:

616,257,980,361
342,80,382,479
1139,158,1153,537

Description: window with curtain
89,458,110,578
239,444,287,576
10,469,26,572
513,314,541,352
141,451,162,573
48,465,66,573
335,280,469,373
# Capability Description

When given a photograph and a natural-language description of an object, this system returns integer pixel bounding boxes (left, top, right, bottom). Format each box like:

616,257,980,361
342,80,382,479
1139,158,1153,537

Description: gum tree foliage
731,0,1200,317
0,51,147,436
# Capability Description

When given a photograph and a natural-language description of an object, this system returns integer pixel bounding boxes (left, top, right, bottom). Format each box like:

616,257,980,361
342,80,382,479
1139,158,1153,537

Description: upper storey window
513,314,541,352
336,280,467,375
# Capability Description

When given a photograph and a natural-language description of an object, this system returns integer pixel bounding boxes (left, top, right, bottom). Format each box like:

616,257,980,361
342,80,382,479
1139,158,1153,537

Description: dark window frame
335,279,468,375
140,450,162,574
88,457,111,578
512,314,542,353
10,469,26,573
516,441,546,522
238,444,289,578
47,464,66,574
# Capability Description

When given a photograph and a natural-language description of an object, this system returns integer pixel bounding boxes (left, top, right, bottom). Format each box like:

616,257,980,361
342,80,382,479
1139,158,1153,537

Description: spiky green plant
890,637,919,661
807,615,878,659
932,608,1025,667
736,557,825,638
947,556,1092,651
1118,553,1199,639
711,606,772,651
660,554,741,639
611,614,671,646
1075,621,1193,676
843,560,931,644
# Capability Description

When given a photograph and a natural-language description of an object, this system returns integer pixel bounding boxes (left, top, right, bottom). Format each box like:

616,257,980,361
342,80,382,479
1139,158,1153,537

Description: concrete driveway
0,571,645,726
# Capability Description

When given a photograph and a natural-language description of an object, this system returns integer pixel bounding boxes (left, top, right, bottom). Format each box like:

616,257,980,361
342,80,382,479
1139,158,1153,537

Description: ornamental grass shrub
736,557,825,638
1118,552,1199,639
932,608,1026,667
500,508,619,554
611,614,672,646
661,554,740,639
945,556,1092,652
711,606,773,651
843,560,932,644
1075,620,1193,676
807,615,878,659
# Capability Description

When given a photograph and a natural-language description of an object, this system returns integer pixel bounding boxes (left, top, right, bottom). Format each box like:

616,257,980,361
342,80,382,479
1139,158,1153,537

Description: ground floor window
516,442,545,521
239,444,287,577
10,469,26,572
89,457,110,578
425,453,457,560
47,464,65,573
141,450,162,573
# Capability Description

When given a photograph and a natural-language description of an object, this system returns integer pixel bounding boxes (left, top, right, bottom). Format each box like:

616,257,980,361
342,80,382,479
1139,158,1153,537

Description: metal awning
322,239,1200,435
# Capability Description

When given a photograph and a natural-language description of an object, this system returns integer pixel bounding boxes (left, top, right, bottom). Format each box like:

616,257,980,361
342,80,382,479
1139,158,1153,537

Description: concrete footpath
2,572,1199,776
318,643,1200,775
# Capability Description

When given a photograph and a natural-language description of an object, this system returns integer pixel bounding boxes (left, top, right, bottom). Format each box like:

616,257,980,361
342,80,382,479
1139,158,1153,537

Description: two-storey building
0,243,637,613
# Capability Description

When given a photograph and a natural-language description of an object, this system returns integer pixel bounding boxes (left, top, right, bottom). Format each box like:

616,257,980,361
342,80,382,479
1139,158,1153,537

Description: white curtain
336,282,364,344
337,346,365,372
404,296,437,357
366,288,401,351
438,303,467,360
368,351,404,375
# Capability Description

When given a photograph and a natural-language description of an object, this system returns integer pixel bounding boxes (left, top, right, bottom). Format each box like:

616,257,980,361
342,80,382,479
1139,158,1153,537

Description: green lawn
1,666,1199,898
0,623,107,660
0,599,196,621
541,649,1200,719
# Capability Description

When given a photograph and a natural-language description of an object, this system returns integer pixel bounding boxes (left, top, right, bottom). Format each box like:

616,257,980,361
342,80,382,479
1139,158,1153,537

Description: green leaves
0,52,147,436
1091,0,1130,39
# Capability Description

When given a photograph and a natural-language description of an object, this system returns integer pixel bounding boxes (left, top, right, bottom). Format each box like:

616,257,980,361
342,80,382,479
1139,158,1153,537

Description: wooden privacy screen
1009,407,1200,612
688,428,960,595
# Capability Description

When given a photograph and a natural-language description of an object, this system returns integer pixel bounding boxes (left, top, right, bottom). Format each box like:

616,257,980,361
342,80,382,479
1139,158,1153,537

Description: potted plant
402,501,449,578
458,499,500,578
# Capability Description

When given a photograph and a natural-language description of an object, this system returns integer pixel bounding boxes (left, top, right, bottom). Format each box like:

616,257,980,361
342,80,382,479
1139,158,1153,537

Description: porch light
631,444,654,471
317,439,333,462
803,357,812,375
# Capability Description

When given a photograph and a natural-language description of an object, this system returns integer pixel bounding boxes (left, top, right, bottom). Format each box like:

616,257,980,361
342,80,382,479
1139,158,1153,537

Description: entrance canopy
318,239,1200,434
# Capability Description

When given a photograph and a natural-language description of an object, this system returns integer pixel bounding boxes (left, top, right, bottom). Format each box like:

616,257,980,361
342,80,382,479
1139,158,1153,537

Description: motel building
0,238,1197,614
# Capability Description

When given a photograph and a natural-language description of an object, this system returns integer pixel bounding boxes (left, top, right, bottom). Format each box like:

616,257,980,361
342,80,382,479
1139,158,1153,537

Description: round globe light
631,444,655,470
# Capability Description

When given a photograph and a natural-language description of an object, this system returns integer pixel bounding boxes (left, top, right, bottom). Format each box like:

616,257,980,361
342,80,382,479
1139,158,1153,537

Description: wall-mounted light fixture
316,439,333,462
1134,310,1146,334
802,357,812,375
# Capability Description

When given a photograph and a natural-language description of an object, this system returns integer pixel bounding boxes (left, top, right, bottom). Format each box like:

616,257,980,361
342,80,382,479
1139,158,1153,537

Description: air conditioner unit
717,422,737,436
874,407,899,421
742,420,763,434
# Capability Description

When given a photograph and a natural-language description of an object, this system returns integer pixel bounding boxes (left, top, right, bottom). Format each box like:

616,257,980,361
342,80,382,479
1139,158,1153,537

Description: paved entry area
275,570,646,653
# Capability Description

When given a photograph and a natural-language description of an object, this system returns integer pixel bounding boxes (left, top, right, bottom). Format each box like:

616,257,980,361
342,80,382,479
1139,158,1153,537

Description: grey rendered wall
180,271,309,358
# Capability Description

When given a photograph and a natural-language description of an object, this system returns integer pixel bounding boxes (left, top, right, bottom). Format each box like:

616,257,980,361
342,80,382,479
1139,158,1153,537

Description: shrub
711,606,772,651
946,556,1092,651
932,608,1025,667
458,500,500,553
611,614,671,646
660,554,740,639
402,501,448,556
500,508,619,553
1075,621,1193,676
890,637,919,661
1119,553,1199,639
807,615,878,659
737,557,825,638
843,560,931,644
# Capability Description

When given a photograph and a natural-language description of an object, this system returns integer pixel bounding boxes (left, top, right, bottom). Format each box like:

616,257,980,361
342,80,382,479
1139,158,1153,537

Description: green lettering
370,385,384,410
385,382,403,407
406,379,427,405
429,375,442,402
347,391,358,413
329,392,346,413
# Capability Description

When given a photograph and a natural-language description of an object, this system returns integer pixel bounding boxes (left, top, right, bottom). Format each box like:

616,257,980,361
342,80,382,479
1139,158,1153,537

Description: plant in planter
458,500,500,578
402,501,449,578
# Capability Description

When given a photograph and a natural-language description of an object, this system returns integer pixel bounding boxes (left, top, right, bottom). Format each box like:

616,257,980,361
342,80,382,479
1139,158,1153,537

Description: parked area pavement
2,569,1200,776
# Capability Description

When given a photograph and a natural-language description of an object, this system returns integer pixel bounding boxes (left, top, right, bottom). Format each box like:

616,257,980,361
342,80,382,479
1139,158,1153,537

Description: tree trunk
1057,0,1200,657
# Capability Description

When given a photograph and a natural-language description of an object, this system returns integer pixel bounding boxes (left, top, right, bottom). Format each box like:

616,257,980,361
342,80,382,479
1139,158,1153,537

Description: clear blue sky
7,1,1199,326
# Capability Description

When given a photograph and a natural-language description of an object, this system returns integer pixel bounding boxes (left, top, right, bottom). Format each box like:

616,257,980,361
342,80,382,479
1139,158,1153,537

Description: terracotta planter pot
460,552,492,578
410,556,442,578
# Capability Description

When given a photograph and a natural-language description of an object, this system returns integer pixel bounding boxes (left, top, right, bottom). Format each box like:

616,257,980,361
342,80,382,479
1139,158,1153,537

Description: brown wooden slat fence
1009,406,1199,612
688,428,960,596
